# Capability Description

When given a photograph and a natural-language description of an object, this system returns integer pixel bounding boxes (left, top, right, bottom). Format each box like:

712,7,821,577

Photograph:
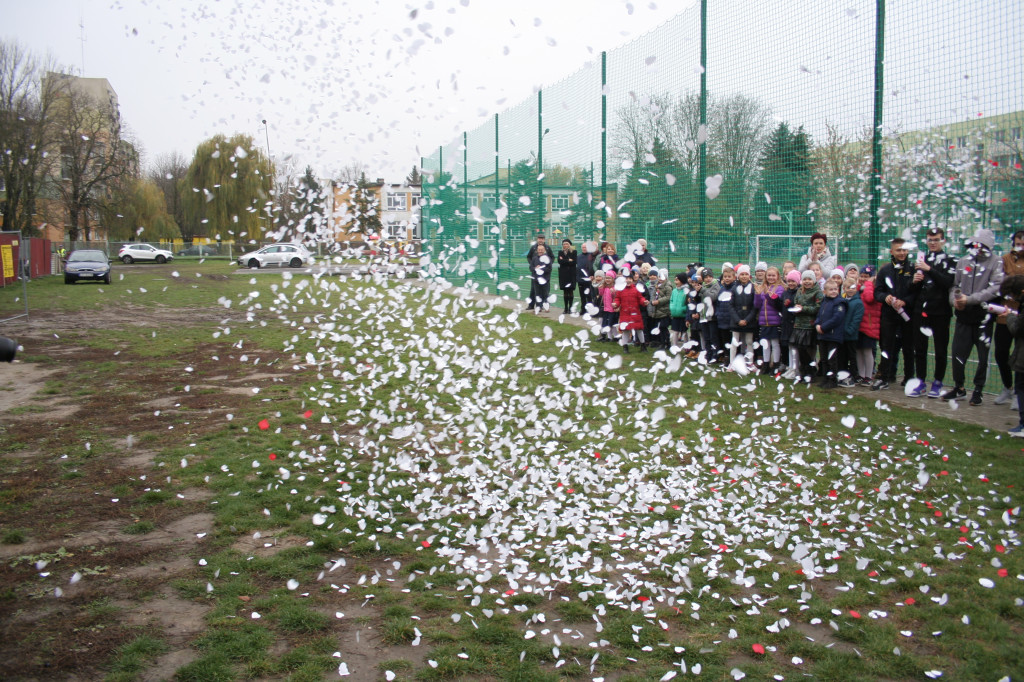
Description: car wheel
156,255,166,264
122,255,134,264
65,275,75,285
103,275,111,284
290,257,302,268
248,258,261,269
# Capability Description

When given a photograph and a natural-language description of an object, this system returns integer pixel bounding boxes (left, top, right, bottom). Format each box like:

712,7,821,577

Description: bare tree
334,160,367,184
0,40,59,235
147,151,190,238
42,73,135,241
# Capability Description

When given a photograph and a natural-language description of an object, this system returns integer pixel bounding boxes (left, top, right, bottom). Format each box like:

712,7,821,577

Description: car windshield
68,251,107,262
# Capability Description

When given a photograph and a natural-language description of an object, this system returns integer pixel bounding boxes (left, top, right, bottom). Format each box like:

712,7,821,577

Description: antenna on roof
79,16,86,75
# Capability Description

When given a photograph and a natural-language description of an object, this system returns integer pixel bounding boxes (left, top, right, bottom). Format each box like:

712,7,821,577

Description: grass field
0,262,1022,681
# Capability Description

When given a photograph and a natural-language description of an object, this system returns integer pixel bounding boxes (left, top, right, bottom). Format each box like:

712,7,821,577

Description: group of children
591,258,877,388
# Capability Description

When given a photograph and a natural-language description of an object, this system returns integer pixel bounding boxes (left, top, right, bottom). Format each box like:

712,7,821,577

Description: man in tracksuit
872,238,916,390
908,227,957,398
941,228,1005,405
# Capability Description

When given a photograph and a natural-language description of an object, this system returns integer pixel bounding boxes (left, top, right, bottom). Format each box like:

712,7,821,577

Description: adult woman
595,241,619,275
557,239,578,315
797,233,837,276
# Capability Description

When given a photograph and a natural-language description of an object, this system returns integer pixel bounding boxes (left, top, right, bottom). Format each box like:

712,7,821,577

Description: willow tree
180,133,274,243
100,177,181,242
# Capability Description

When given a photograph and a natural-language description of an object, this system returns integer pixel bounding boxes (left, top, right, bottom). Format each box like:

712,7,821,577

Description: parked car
237,243,315,269
118,243,174,264
64,249,111,285
176,244,220,257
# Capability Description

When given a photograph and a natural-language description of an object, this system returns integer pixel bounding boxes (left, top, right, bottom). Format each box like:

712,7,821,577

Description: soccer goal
752,234,843,269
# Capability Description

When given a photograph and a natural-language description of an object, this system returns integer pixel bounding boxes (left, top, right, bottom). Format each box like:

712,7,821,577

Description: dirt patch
0,363,61,412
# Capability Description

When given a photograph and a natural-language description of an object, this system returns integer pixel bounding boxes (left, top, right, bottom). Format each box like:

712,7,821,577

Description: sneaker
1012,395,1019,411
909,382,927,398
969,389,983,406
1010,425,1024,438
927,380,943,399
870,378,889,391
838,377,856,388
994,387,1014,405
940,386,967,401
858,377,873,387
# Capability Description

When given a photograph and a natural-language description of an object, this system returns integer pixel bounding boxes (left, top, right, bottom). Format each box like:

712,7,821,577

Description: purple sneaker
927,380,943,399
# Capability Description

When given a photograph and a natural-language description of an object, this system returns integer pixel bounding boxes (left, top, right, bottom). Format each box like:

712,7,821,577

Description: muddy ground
0,305,392,681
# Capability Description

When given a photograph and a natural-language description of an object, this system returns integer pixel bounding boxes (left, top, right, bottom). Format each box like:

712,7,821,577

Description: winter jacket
731,281,757,330
529,252,553,283
797,246,837,276
815,295,849,343
874,257,917,322
613,284,648,331
859,278,882,340
650,280,673,319
843,293,864,342
910,250,956,320
595,253,619,275
600,285,616,313
670,286,688,318
951,247,1004,324
716,281,736,329
557,249,578,289
699,281,719,323
631,249,657,267
1001,250,1024,319
792,286,823,330
754,284,785,327
779,284,800,339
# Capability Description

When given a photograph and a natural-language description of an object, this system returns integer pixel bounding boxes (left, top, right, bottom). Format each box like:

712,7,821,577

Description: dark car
176,244,220,257
64,249,111,285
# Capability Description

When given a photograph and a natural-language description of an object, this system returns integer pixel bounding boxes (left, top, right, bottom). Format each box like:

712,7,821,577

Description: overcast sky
5,0,691,180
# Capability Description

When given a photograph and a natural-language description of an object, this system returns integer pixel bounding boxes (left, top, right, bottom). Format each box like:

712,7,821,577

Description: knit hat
860,264,876,276
845,263,859,274
700,268,713,279
755,261,768,272
830,268,846,279
801,269,816,280
722,262,734,271
785,270,801,283
736,264,751,275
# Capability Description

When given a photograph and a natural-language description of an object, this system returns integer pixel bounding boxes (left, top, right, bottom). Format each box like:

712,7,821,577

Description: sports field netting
421,0,1023,295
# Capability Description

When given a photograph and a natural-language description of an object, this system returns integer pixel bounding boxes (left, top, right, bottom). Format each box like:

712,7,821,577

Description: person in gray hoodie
941,228,1005,405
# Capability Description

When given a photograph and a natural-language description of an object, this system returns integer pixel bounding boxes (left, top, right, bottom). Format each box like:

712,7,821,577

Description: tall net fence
421,0,1023,298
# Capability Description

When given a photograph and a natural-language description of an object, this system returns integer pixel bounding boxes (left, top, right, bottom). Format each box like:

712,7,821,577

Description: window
956,136,967,148
411,194,423,207
994,129,1006,143
386,222,406,239
386,194,407,211
550,194,570,211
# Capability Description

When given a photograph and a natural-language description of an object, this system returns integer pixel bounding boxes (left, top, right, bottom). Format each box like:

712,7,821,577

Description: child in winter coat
614,271,650,352
731,264,757,367
754,266,785,375
597,272,618,342
790,270,824,383
669,273,689,350
649,269,673,349
857,265,881,386
715,266,737,364
840,281,865,387
780,270,802,378
699,268,720,362
815,279,849,388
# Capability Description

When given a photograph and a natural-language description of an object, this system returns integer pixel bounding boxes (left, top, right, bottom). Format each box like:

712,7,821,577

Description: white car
237,243,315,269
118,243,174,264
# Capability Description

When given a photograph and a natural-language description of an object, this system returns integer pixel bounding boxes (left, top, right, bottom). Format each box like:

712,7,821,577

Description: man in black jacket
525,234,551,310
872,238,916,390
909,227,957,397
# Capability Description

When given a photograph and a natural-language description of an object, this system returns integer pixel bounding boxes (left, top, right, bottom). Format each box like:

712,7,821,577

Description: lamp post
261,119,271,158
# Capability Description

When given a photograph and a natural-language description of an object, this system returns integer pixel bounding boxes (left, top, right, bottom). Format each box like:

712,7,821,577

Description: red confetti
752,643,765,655
421,541,430,547
828,490,838,498
868,570,879,577
505,589,515,595
996,545,1006,553
960,525,969,533
905,598,916,605
638,596,650,602
269,453,276,460
998,569,1009,577
850,610,861,619
303,410,313,419
258,419,270,430
718,544,729,552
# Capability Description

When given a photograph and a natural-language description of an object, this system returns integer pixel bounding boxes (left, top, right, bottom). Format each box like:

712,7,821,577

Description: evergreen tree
756,122,818,239
406,165,422,185
351,172,383,237
503,158,541,243
294,165,325,237
618,137,684,248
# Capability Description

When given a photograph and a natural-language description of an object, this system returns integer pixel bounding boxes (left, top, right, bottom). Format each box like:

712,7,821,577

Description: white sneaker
994,387,1013,405
1012,395,1020,411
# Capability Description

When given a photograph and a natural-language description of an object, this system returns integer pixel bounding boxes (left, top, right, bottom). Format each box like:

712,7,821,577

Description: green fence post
601,51,607,238
698,0,708,265
869,0,886,265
